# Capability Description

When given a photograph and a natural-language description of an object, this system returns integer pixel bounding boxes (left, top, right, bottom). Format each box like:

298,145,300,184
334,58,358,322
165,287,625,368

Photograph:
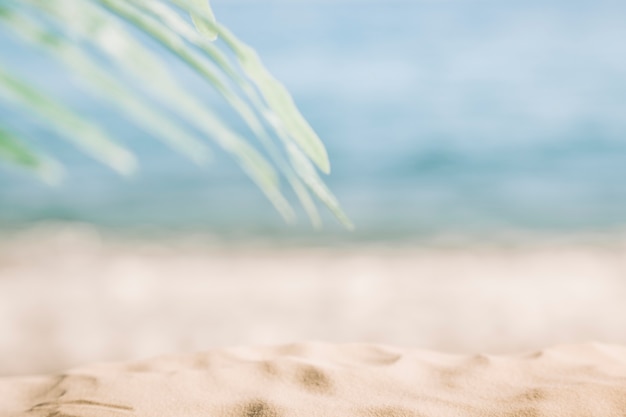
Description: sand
3,226,626,377
2,342,626,416
3,226,626,376
2,226,626,414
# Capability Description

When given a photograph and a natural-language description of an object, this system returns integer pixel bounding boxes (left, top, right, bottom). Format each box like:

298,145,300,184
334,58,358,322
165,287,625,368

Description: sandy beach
2,226,626,414
2,342,626,416
1,225,626,379
2,0,626,412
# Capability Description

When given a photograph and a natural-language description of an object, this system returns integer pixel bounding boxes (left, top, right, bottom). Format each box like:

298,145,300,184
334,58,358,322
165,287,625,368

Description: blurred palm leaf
0,127,63,184
0,0,352,228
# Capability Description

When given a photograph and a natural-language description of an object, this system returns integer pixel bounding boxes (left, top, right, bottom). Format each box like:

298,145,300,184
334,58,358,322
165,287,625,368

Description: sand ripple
2,342,626,416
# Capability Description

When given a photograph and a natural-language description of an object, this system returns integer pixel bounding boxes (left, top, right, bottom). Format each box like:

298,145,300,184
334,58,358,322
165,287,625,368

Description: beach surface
2,226,626,377
2,342,626,416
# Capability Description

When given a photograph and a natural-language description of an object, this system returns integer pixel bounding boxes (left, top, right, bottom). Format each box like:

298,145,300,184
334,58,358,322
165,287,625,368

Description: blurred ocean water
1,0,626,241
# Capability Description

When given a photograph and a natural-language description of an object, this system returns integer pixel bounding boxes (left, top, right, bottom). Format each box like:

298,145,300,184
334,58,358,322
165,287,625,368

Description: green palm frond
0,0,352,228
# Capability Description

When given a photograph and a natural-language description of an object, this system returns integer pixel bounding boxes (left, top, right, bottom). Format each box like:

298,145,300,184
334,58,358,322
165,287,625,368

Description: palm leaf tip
164,1,331,173
214,24,332,174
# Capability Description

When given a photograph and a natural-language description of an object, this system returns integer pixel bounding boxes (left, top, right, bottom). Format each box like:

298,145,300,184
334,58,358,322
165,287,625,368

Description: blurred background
1,0,626,376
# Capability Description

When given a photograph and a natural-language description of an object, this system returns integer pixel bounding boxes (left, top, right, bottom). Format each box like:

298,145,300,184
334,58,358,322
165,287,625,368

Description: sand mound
2,343,626,416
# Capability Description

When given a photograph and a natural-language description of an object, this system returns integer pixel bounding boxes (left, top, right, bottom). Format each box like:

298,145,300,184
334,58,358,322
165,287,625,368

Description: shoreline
3,221,626,249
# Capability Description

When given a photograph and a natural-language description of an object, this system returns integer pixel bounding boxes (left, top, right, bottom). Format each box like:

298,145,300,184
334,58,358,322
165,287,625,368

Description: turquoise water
1,1,626,240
